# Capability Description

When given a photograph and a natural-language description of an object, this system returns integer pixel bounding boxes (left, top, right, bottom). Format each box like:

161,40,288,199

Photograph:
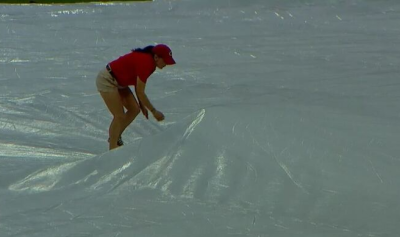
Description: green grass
0,0,150,3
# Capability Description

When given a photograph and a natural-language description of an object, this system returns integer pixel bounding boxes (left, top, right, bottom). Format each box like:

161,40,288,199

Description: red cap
152,44,176,65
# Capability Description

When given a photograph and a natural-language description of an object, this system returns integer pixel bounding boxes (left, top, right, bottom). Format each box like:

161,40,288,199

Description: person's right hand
152,110,165,121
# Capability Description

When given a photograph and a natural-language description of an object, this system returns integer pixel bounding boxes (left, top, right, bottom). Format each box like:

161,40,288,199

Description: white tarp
1,0,399,236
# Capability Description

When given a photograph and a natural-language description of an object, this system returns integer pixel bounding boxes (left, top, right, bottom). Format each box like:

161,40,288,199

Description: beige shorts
96,68,127,92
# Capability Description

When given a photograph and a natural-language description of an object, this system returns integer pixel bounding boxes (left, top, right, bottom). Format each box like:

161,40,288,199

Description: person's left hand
152,110,165,121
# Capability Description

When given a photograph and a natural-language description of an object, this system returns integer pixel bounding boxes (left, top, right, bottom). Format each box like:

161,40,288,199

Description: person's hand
152,110,165,121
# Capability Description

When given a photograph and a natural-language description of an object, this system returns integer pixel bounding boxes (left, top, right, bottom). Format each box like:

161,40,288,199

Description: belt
106,64,117,79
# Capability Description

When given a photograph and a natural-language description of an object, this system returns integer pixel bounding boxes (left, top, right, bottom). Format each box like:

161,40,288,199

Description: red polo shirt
108,52,156,87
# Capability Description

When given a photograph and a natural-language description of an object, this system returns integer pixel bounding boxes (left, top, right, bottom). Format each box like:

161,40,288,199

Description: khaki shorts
96,68,127,92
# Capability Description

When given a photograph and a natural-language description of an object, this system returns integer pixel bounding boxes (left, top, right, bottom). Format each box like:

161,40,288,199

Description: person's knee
113,113,126,122
125,106,140,118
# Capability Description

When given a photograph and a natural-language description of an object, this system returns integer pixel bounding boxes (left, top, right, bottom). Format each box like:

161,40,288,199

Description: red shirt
109,52,156,87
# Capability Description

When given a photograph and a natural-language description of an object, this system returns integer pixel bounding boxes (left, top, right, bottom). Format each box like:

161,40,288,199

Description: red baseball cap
152,44,176,65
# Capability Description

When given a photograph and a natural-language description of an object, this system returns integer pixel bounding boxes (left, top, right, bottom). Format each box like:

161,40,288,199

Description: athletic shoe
108,137,124,146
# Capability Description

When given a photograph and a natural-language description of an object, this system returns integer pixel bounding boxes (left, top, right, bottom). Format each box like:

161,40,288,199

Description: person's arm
135,77,165,121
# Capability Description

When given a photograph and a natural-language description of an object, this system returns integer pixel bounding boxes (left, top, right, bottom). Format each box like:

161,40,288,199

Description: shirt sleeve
137,58,156,83
137,68,152,84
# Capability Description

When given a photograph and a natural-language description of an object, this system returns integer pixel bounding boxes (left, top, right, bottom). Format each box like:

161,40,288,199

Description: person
96,44,176,150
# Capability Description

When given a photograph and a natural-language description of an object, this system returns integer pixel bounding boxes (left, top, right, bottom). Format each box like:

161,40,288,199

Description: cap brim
164,57,176,65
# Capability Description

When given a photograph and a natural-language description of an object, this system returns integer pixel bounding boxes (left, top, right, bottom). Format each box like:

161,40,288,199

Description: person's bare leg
100,90,125,150
118,88,140,138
